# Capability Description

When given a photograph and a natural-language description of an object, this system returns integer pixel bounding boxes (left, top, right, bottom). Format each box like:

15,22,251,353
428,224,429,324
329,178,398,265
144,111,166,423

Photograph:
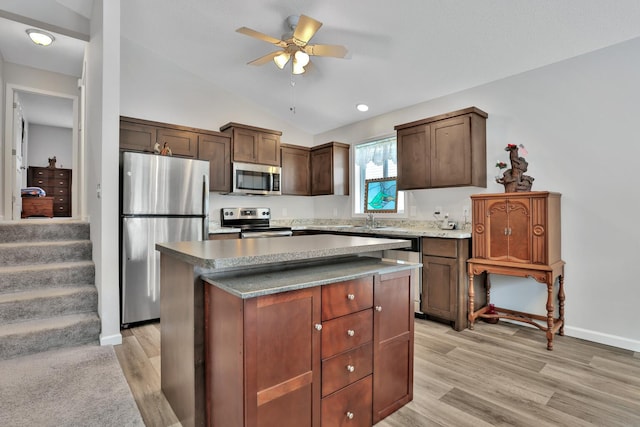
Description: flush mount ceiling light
356,103,369,112
26,29,55,46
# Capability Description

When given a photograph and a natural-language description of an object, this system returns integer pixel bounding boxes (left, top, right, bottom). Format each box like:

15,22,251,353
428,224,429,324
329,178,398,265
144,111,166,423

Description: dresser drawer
49,187,69,196
31,169,54,179
321,375,372,427
51,169,71,180
321,309,372,359
322,342,372,397
321,276,373,321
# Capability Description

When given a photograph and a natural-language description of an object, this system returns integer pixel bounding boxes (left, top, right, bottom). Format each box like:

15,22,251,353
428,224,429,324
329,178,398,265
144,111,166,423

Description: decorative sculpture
496,144,534,192
48,156,57,168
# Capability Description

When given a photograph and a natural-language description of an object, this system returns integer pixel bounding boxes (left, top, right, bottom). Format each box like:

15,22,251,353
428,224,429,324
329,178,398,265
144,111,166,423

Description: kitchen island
156,234,418,427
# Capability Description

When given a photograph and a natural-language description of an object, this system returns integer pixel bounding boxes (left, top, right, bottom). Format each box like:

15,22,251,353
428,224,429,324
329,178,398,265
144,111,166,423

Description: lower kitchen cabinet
205,270,413,426
206,285,321,427
373,270,414,423
422,237,485,331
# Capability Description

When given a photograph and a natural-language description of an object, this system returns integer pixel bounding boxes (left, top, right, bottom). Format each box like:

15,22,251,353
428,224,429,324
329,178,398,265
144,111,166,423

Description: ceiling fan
236,14,348,75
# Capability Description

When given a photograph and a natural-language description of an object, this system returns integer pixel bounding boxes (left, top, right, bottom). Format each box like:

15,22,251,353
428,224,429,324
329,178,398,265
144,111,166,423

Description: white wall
315,37,640,351
27,124,72,168
120,38,318,219
85,0,121,346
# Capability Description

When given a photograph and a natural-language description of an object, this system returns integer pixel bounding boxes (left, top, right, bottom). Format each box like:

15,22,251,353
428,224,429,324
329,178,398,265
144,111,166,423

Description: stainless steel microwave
232,162,282,195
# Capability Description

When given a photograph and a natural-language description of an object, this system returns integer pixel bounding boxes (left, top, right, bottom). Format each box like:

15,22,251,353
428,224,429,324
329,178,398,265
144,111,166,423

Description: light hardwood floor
115,318,640,427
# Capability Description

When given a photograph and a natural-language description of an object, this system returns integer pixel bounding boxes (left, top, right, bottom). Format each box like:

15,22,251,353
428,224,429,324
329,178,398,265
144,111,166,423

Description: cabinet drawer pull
346,411,354,420
347,293,355,300
314,323,323,331
375,305,382,312
346,364,355,373
346,329,355,337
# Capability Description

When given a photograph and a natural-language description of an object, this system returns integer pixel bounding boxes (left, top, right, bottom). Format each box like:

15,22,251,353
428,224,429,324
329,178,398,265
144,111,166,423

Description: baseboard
564,325,640,352
100,332,122,346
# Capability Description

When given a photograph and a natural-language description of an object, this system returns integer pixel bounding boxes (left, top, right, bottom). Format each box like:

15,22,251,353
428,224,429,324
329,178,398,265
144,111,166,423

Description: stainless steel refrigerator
120,151,209,326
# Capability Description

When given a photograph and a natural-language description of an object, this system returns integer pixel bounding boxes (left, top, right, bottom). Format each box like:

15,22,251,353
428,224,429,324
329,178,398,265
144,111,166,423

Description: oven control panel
221,207,271,220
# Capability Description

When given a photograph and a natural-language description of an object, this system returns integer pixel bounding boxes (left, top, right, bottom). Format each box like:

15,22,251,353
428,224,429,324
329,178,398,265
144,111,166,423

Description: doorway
3,85,80,221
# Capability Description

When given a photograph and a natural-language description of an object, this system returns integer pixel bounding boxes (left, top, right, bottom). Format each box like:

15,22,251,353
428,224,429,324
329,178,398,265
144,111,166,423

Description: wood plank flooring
114,318,640,427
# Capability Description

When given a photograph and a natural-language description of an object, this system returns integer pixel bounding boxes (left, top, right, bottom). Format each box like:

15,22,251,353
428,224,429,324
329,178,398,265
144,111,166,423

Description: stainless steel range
221,207,293,238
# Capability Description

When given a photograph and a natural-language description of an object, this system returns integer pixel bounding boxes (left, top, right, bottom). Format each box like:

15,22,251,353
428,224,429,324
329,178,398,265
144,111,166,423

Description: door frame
3,84,81,220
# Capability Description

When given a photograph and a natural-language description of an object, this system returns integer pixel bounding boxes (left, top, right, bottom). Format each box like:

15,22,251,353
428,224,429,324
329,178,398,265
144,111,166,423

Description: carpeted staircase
0,221,100,360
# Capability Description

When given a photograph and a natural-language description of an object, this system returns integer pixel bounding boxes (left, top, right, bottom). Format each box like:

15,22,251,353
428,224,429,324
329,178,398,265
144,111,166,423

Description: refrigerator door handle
202,173,209,240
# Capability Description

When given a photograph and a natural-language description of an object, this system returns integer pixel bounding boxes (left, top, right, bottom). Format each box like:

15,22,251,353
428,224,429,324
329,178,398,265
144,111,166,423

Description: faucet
367,213,375,229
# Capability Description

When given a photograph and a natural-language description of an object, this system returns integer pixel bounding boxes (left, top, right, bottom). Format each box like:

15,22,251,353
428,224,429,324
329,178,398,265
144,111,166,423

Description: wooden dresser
27,167,72,217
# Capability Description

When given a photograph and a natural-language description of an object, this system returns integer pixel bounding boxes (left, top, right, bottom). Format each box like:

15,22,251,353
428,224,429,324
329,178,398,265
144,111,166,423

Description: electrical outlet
463,206,469,217
332,208,338,217
282,208,288,217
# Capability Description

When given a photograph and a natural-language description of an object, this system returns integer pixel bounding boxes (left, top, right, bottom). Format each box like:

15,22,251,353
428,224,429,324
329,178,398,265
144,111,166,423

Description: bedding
21,187,46,197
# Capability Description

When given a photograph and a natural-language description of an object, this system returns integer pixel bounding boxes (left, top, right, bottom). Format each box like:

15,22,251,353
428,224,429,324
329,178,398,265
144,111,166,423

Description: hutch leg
545,278,555,351
558,273,565,336
485,274,492,306
468,271,475,330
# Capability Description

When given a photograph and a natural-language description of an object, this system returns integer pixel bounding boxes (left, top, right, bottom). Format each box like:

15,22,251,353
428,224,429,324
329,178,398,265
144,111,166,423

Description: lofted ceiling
2,1,640,134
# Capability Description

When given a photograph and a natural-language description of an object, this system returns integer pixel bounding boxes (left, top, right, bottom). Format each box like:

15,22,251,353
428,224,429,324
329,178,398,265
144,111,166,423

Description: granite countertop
202,256,420,299
209,223,471,239
156,234,411,270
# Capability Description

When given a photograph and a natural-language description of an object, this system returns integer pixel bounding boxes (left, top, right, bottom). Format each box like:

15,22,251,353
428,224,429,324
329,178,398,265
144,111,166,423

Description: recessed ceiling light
26,29,55,46
356,103,369,112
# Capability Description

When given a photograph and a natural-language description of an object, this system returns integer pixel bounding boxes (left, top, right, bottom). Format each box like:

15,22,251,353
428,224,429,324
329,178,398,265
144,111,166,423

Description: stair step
0,220,89,243
0,261,95,294
0,240,92,266
0,313,101,360
0,286,97,323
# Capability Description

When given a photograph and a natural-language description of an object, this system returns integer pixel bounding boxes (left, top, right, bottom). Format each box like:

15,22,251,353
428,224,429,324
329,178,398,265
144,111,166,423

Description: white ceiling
2,1,640,134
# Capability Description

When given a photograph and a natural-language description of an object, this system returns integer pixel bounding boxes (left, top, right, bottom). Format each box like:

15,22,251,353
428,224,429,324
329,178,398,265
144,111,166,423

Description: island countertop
156,233,411,270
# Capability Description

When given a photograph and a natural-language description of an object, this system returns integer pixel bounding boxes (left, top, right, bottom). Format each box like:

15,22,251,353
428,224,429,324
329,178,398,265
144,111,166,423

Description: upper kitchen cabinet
197,133,231,193
394,107,488,190
120,116,231,192
220,122,282,166
119,116,198,157
311,142,350,196
281,144,311,196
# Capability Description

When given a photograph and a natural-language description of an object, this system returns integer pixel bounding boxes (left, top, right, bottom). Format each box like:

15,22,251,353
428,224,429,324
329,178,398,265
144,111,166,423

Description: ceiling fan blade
292,14,322,46
305,44,348,58
236,27,287,47
247,51,281,66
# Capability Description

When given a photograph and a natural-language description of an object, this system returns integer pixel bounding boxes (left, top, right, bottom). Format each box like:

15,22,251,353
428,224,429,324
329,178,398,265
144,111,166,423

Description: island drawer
321,276,373,321
321,309,372,359
321,342,372,397
321,375,372,427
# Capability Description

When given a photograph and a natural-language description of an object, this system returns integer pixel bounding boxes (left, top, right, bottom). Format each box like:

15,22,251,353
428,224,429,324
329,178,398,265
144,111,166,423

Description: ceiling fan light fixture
273,52,291,69
26,29,55,46
292,62,306,75
294,50,310,67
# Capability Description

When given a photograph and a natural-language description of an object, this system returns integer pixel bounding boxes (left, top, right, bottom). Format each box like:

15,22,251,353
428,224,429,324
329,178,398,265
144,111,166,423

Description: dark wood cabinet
394,107,487,190
119,116,231,193
281,144,311,195
422,237,481,331
220,122,282,166
311,142,349,196
21,196,53,218
206,285,321,427
197,133,231,192
27,167,72,217
373,269,413,423
157,128,198,158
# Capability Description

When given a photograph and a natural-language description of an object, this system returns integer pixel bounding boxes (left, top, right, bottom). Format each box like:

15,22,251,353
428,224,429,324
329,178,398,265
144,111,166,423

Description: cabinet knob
346,364,355,373
314,324,323,331
375,305,382,312
347,293,355,301
346,329,355,337
346,411,354,420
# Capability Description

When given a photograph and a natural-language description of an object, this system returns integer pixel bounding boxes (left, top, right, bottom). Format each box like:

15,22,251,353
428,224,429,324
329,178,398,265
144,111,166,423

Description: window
354,136,404,215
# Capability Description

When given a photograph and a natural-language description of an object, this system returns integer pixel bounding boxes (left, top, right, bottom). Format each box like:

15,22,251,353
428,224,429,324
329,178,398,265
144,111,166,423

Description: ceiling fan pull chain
290,74,296,114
